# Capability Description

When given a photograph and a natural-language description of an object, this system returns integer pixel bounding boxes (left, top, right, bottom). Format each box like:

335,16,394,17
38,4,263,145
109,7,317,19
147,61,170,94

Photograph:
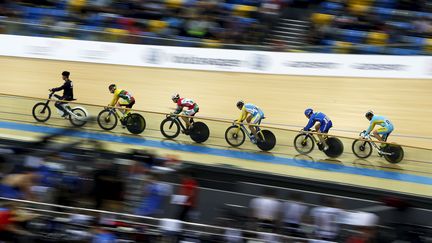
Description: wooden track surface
0,56,431,196
1,56,431,148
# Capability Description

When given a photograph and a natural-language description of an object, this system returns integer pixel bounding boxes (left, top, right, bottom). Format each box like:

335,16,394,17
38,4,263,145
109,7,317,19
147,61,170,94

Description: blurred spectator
0,202,38,242
0,0,277,46
259,0,281,28
174,172,198,221
135,173,172,217
310,196,345,241
92,224,117,243
345,211,379,243
249,188,282,231
282,192,308,237
0,170,40,200
92,161,124,211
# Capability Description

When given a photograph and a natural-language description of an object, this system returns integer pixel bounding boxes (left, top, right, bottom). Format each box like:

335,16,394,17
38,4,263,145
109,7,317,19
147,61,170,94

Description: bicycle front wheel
97,109,117,130
160,117,180,139
352,139,372,159
32,103,51,122
293,133,314,155
225,125,245,147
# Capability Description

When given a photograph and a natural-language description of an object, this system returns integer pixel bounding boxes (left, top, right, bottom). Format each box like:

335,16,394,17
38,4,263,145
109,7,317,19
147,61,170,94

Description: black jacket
52,80,74,100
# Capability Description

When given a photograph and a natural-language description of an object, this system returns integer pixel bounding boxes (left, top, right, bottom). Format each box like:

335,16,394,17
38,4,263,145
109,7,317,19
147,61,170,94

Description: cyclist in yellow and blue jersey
364,110,394,143
236,101,264,144
108,84,135,127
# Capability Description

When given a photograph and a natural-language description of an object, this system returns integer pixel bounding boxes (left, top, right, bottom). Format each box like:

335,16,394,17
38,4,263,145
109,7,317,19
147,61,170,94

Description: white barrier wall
1,34,431,79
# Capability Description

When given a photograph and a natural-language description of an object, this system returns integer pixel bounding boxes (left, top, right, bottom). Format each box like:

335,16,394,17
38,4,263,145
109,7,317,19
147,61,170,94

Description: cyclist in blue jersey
363,110,394,145
303,108,333,151
236,101,264,144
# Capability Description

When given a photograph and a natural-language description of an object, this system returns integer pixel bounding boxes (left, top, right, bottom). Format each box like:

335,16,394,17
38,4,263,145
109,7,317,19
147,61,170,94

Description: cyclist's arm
304,117,315,131
365,120,381,134
237,108,247,123
51,83,65,92
173,105,182,114
109,94,119,107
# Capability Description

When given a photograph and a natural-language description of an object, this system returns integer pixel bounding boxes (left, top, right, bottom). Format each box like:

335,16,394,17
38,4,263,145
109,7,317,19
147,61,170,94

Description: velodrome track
0,56,431,197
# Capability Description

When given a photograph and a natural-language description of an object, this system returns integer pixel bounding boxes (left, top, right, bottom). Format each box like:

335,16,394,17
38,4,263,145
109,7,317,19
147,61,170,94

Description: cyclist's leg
248,113,261,139
315,122,325,146
377,125,393,147
318,120,332,150
373,126,388,142
124,99,135,117
182,107,197,129
119,100,134,119
53,95,67,116
117,102,126,115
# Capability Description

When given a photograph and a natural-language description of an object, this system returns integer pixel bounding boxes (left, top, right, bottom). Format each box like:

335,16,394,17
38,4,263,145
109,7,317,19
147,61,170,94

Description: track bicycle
352,132,404,164
32,92,88,127
160,114,210,143
224,119,276,151
97,107,146,135
293,130,344,158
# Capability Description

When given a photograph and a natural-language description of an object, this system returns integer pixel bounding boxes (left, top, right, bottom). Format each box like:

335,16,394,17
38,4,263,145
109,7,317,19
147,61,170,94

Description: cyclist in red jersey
171,94,199,131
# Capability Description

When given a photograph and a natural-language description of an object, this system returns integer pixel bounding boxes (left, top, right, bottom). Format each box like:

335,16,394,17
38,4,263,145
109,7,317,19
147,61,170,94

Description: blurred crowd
0,0,292,47
0,0,431,52
0,136,429,242
310,0,432,54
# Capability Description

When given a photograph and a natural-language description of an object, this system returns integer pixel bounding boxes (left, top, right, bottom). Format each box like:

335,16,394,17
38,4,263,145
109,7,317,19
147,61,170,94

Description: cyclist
303,108,332,151
236,101,264,144
49,71,74,118
108,84,135,127
363,110,394,145
171,94,199,133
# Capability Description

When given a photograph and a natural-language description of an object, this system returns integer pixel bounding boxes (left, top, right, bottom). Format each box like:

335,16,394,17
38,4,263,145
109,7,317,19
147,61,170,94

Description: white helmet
171,93,180,100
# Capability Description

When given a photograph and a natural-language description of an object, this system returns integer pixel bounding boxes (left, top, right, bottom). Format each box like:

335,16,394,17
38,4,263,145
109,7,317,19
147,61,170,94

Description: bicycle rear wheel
190,122,210,143
383,145,404,164
160,117,180,139
352,139,372,159
69,107,87,127
126,113,146,134
225,125,245,147
32,103,51,122
293,133,314,155
324,137,344,158
257,130,276,151
97,109,117,130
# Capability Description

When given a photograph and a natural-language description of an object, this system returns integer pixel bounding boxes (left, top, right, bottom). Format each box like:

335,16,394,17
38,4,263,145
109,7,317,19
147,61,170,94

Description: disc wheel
126,113,146,134
323,137,344,158
257,130,276,151
383,145,404,164
190,122,210,143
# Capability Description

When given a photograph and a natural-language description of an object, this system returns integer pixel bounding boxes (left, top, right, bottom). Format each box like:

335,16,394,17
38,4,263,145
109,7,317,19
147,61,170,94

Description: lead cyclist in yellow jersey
108,84,136,126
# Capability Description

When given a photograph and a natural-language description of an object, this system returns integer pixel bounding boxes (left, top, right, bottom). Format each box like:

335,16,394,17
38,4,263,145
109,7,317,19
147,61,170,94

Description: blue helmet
304,108,313,117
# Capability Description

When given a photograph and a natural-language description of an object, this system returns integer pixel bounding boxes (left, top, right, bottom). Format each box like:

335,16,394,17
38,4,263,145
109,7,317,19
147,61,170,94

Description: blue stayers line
0,121,431,186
